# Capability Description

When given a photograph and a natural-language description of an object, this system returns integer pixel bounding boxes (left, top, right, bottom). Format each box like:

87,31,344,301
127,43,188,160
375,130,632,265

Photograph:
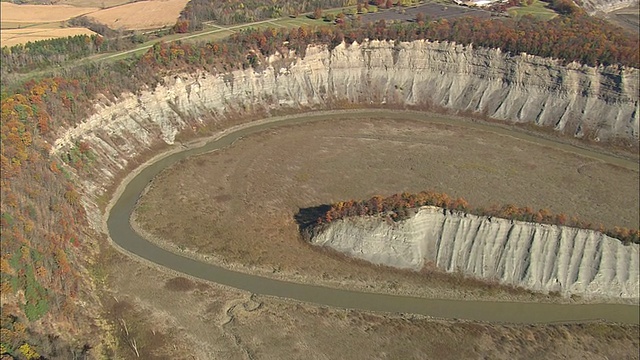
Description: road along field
132,111,639,304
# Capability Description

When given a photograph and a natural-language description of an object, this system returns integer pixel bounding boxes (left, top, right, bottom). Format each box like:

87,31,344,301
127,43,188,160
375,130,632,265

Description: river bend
106,110,639,324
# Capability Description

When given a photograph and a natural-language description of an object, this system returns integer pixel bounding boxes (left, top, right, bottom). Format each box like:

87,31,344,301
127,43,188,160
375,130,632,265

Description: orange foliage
316,191,639,244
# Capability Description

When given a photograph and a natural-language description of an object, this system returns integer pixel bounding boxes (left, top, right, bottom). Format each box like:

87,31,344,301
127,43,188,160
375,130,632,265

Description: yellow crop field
86,0,190,31
1,27,97,47
0,2,99,23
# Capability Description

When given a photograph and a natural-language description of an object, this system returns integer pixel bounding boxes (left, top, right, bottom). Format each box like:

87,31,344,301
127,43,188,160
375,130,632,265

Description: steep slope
53,40,638,167
310,206,639,300
48,39,639,301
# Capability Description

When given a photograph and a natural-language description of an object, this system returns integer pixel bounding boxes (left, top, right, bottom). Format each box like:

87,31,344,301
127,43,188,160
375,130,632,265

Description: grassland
0,2,98,22
1,27,96,47
133,114,639,303
508,0,558,20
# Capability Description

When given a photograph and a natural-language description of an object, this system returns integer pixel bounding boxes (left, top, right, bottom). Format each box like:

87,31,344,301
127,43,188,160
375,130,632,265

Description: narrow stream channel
107,110,639,324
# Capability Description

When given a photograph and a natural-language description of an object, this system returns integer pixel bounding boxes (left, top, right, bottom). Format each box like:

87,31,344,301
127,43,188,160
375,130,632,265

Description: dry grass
1,27,96,47
134,114,639,302
0,2,98,23
0,2,98,46
57,0,136,8
111,113,640,358
86,0,190,31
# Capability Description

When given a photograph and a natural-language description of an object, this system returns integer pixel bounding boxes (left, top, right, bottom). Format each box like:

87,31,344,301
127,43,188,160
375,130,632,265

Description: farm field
601,4,639,35
0,2,98,23
1,26,96,47
0,2,100,46
56,0,135,8
85,0,190,31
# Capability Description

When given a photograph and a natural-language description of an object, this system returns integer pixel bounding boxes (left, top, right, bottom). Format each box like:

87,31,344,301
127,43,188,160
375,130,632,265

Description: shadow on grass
294,204,331,236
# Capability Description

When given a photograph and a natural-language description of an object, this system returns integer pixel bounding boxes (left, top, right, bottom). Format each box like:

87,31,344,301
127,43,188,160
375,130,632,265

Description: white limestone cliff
310,206,639,300
53,40,639,164
52,40,639,231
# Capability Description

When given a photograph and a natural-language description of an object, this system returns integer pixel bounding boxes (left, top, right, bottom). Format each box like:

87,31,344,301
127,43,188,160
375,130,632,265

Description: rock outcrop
309,206,639,300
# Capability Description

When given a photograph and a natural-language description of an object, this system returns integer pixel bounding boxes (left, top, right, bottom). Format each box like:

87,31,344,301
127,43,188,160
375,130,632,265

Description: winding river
107,110,639,324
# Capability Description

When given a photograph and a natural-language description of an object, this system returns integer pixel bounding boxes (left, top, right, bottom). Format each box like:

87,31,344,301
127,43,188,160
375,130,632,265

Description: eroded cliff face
310,206,639,300
52,40,639,226
582,0,638,13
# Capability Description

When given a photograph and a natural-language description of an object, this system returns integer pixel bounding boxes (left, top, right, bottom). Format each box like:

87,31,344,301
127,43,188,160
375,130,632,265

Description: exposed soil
133,113,639,303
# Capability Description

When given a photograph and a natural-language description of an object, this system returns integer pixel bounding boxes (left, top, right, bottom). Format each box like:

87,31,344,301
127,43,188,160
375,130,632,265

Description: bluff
309,206,640,300
51,40,639,224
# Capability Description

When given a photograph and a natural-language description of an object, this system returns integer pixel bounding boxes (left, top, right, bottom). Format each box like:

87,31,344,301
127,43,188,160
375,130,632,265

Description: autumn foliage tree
1,76,101,356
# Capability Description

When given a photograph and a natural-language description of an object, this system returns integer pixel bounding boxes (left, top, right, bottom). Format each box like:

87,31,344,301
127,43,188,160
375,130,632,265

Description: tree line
135,14,638,76
178,0,355,31
313,191,640,245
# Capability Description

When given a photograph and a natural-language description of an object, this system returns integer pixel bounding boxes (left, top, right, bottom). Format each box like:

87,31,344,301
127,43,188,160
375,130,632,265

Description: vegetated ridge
303,192,639,300
1,13,638,357
305,191,640,244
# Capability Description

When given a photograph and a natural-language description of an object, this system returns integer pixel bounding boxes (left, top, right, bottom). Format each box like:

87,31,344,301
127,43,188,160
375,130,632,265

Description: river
106,110,639,324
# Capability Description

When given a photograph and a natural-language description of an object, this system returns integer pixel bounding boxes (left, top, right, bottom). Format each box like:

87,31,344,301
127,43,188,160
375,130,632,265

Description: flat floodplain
133,113,639,301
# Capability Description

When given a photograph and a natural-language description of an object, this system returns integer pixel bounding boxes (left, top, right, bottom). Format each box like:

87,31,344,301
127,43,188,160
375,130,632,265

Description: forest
1,2,639,357
3,0,638,79
313,191,640,244
129,14,638,81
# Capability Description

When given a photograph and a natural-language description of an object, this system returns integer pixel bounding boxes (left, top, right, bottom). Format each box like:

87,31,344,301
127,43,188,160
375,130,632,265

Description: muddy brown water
107,110,639,324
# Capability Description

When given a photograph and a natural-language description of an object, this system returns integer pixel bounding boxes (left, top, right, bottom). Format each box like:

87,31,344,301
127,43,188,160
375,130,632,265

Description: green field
508,0,557,20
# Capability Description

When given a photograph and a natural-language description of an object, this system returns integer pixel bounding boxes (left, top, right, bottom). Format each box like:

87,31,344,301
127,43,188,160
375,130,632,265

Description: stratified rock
310,206,639,300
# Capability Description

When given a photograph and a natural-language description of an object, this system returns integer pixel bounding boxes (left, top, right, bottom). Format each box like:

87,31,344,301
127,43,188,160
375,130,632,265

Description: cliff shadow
294,204,331,236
